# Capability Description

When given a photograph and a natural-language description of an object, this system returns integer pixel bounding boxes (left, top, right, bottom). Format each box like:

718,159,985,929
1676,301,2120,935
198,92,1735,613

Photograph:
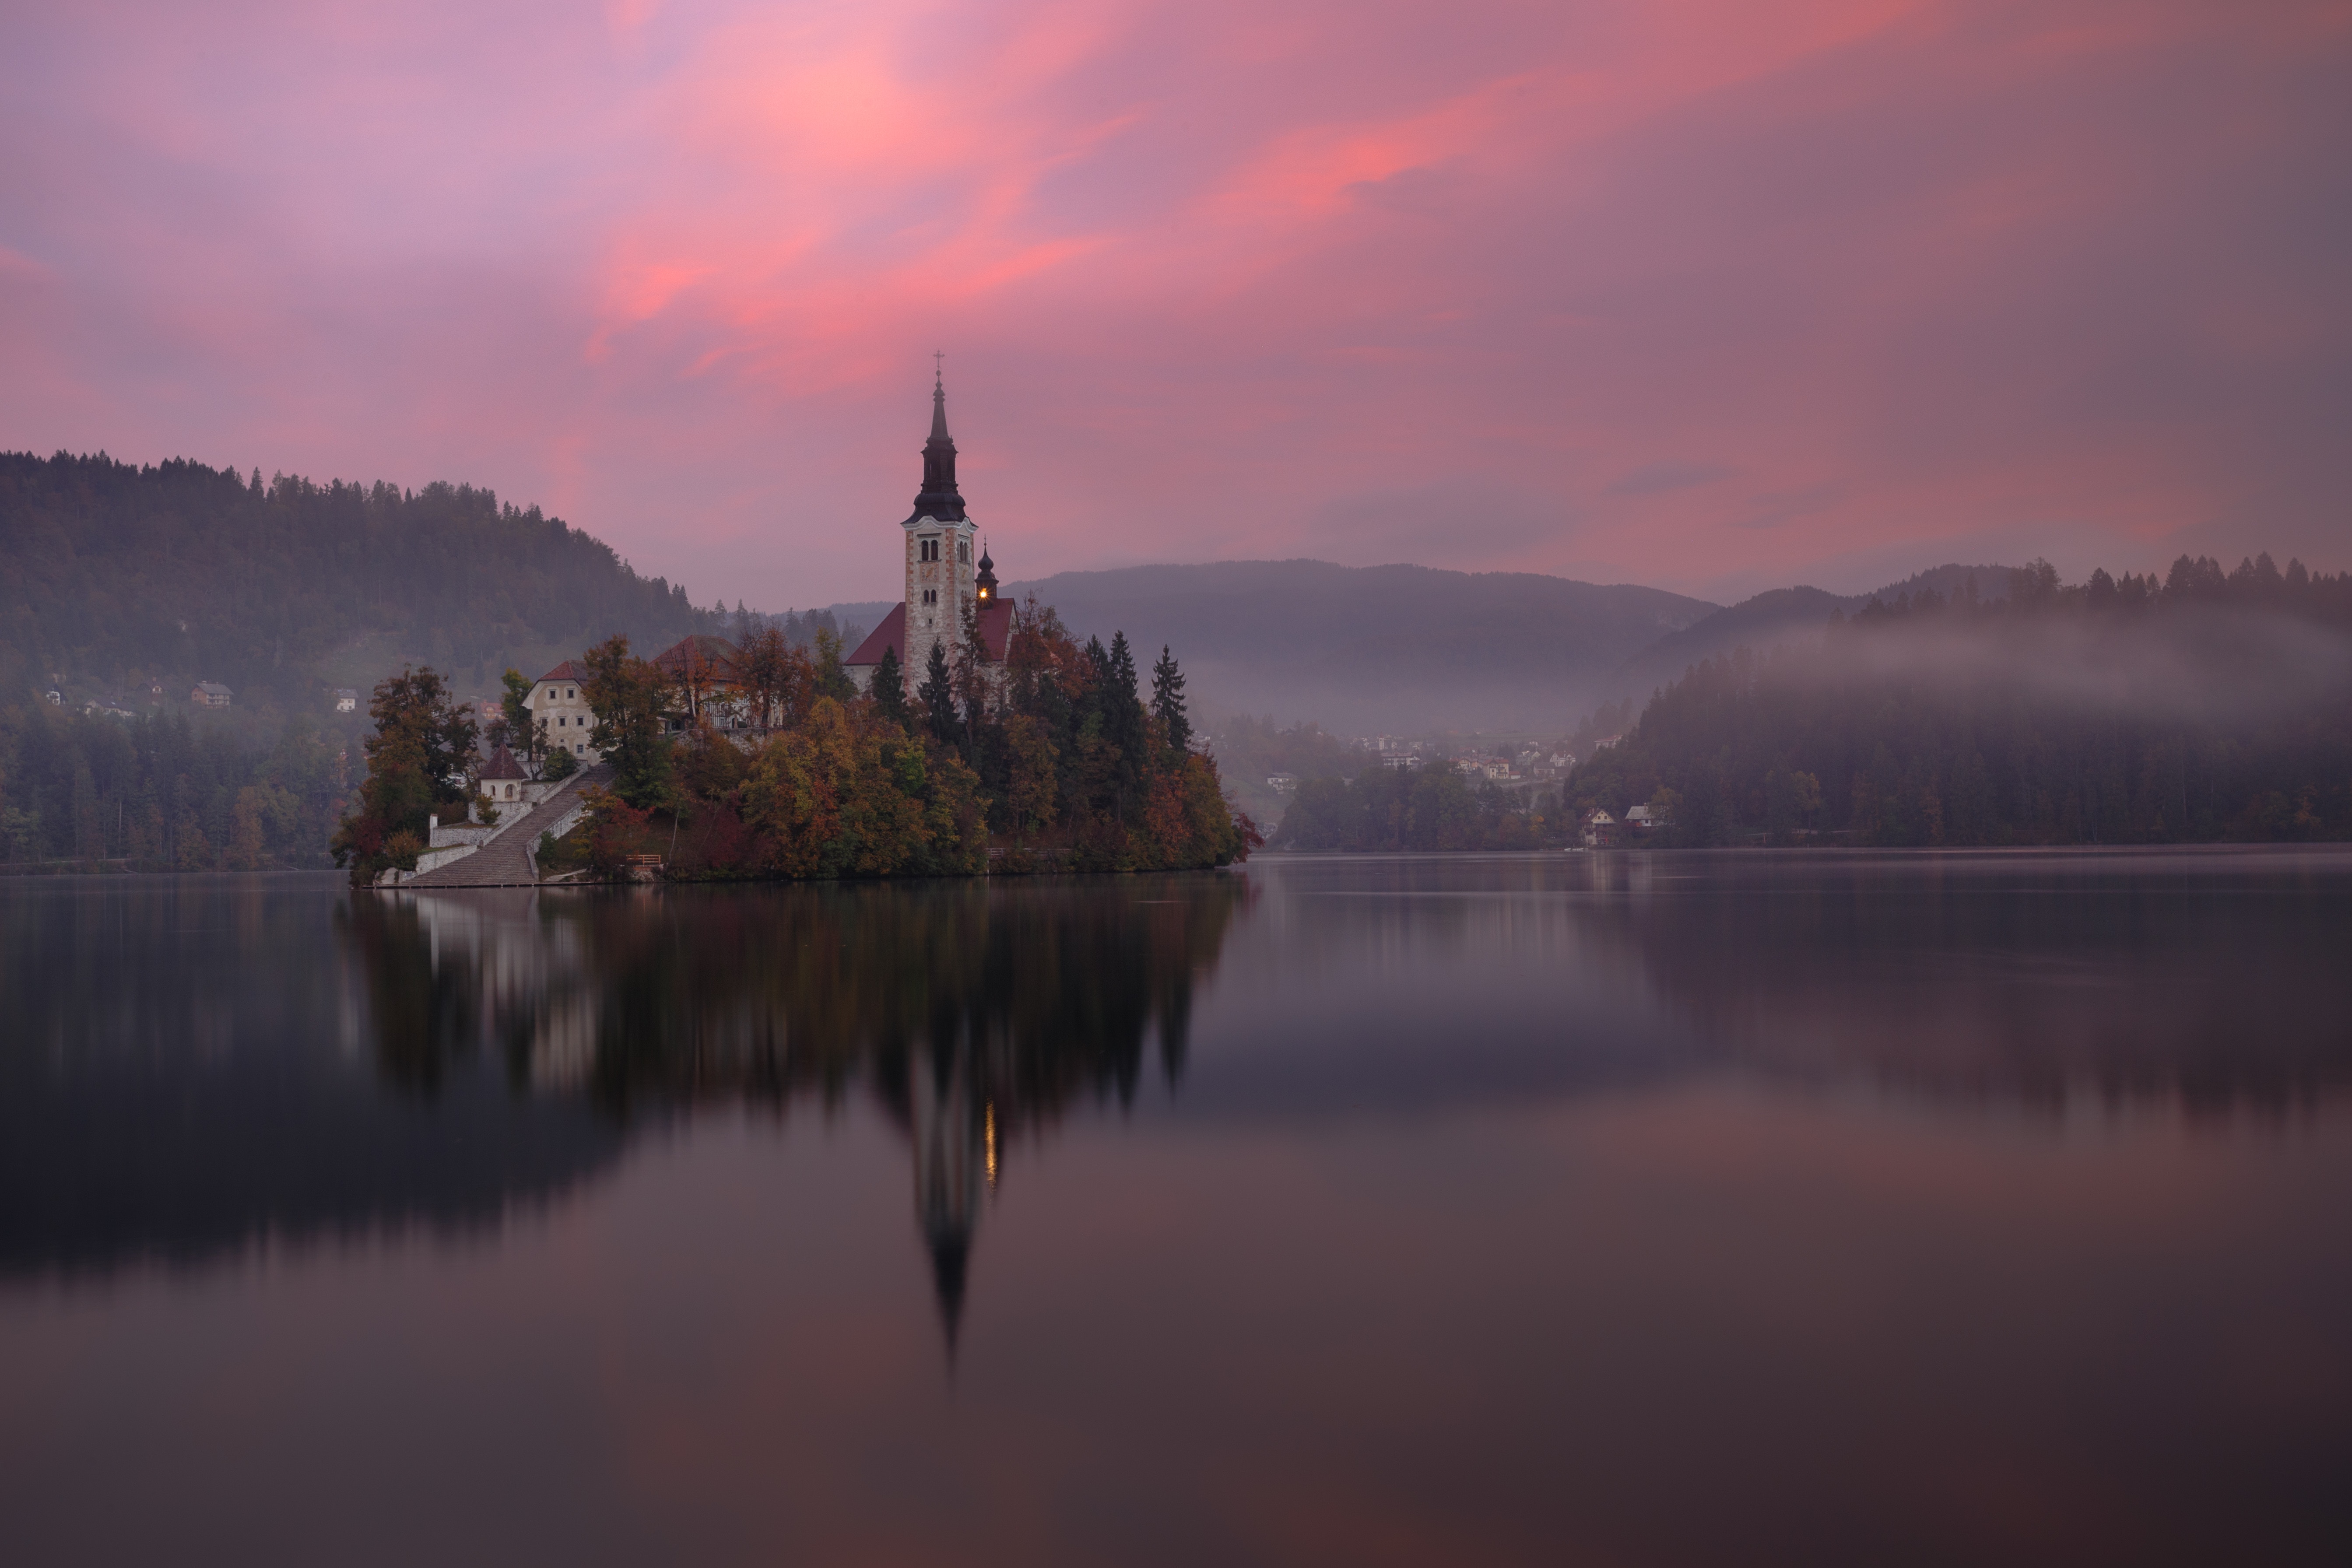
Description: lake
3,850,2348,1566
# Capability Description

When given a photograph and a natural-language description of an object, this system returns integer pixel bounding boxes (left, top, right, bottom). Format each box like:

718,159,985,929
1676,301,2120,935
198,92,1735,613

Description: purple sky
4,0,2347,609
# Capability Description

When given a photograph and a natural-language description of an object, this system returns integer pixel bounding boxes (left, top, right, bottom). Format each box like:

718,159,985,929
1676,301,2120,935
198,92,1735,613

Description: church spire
909,358,966,523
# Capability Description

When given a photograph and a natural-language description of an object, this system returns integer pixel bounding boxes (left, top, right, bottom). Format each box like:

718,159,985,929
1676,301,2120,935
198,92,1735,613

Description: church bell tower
901,366,979,682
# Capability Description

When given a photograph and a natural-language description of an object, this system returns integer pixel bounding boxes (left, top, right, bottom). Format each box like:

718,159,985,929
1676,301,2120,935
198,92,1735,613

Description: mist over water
2,855,2349,1564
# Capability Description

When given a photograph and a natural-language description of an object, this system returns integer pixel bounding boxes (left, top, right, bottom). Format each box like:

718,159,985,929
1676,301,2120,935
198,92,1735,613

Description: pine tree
919,642,959,745
1106,631,1148,809
1150,645,1190,754
872,645,910,731
497,667,537,768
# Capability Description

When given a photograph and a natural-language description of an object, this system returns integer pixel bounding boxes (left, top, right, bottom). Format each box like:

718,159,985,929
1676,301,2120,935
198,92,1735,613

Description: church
845,370,1017,690
516,372,1010,762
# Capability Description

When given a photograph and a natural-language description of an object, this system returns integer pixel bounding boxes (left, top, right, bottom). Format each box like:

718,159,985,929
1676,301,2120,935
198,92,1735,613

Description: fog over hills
1617,563,2015,705
824,559,2017,735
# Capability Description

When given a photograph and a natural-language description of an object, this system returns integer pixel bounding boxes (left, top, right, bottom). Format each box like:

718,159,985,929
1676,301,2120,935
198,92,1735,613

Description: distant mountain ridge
993,560,1713,733
2,446,2015,740
822,559,2019,734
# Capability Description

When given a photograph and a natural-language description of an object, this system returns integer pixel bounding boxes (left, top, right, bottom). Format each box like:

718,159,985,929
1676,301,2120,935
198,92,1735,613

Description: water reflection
7,852,2349,1300
0,878,621,1280
1213,851,2352,1119
342,879,1246,1340
6,855,2350,1566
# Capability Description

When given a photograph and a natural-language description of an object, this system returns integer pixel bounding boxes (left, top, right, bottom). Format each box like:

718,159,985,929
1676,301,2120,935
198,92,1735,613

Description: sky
3,0,2348,610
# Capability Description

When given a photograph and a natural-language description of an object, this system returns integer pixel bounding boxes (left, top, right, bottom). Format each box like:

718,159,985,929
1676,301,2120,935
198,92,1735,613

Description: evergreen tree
1150,645,1190,754
496,667,538,770
919,642,959,746
1105,631,1148,812
871,645,910,731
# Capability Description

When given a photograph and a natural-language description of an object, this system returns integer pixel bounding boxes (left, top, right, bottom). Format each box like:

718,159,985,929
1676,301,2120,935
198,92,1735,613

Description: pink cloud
0,0,2346,610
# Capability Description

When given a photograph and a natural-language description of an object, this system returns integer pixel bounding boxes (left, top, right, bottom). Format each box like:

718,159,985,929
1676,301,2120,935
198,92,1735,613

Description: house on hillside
193,682,232,709
333,688,358,712
527,661,600,761
1582,809,1618,848
1626,804,1661,834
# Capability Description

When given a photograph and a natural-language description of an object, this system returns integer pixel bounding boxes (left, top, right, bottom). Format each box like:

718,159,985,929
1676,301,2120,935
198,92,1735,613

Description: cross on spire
933,349,944,386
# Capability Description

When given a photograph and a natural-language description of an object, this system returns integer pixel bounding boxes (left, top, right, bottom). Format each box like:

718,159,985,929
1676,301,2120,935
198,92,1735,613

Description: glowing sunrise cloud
0,0,2345,608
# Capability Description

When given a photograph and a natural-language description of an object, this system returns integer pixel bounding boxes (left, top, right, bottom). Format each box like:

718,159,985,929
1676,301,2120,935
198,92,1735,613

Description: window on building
919,536,940,562
566,688,576,699
958,540,970,563
547,688,556,701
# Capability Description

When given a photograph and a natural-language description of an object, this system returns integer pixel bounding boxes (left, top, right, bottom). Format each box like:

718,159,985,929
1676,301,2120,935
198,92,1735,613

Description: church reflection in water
9,854,2348,1300
342,878,1249,1342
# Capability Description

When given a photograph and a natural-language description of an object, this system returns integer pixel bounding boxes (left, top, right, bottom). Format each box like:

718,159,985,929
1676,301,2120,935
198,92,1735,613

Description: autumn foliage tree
331,665,477,882
507,595,1250,882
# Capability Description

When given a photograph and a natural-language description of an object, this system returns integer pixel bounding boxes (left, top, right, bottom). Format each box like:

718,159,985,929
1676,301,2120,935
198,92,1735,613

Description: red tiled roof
977,600,1014,662
844,601,1015,667
653,635,742,681
846,603,906,666
537,660,584,682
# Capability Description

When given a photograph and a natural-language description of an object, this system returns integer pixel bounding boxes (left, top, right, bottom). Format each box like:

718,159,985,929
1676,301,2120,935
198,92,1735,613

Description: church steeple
909,363,967,523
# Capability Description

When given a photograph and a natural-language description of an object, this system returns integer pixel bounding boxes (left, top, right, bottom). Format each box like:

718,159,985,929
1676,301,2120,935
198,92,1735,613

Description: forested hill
0,451,713,711
1567,555,2352,845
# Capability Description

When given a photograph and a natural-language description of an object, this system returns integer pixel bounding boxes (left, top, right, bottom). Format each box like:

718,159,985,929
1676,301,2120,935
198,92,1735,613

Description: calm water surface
3,851,2349,1566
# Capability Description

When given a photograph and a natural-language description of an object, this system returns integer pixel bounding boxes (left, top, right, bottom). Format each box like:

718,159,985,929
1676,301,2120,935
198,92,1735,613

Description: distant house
45,688,62,706
1582,809,1618,849
1267,773,1298,795
333,688,358,713
193,682,232,709
1625,805,1657,831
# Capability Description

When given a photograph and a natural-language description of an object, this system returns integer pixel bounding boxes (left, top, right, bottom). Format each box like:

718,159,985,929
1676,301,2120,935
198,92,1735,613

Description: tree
871,645,910,731
1001,713,1057,847
1150,645,1190,756
919,642,959,747
812,626,857,703
330,664,476,883
495,667,540,772
582,635,676,810
740,626,810,735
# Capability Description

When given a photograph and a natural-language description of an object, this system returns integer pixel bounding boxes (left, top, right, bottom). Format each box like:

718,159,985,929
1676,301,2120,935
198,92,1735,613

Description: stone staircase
400,763,613,888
